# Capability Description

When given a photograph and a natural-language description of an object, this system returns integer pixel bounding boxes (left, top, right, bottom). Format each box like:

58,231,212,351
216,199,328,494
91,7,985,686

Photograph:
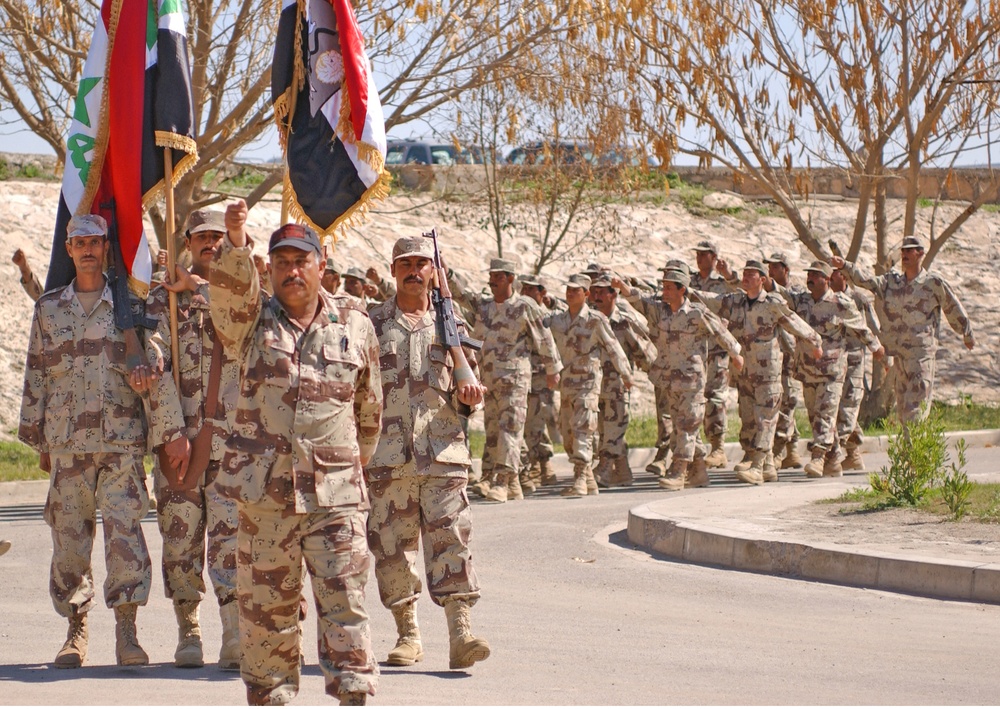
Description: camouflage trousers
153,458,238,605
665,384,707,462
703,351,730,440
596,375,630,472
652,383,675,458
559,386,600,469
238,476,377,704
45,452,151,617
367,464,480,610
893,352,935,424
481,375,529,476
837,353,866,447
802,377,845,455
523,387,556,465
775,358,802,447
736,376,783,453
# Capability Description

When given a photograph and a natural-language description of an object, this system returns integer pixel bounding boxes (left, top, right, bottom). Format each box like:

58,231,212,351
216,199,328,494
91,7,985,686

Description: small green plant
940,439,972,520
16,163,41,179
869,411,948,507
0,157,9,181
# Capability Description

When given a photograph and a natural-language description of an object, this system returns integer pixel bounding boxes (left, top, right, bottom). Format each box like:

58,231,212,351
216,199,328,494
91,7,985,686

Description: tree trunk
860,357,895,428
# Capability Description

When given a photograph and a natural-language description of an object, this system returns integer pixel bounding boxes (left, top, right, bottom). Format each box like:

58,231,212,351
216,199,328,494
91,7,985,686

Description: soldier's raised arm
208,200,259,355
700,306,742,364
597,315,632,388
830,256,887,296
934,275,975,349
839,296,883,358
623,316,656,374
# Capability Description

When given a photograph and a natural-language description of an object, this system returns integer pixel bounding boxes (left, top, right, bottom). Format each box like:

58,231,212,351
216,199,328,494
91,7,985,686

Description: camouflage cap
743,259,767,276
660,259,690,275
268,223,321,255
805,260,833,277
590,272,615,288
693,240,717,253
187,209,226,235
67,214,108,239
344,266,367,281
325,258,341,274
519,273,541,287
488,257,517,274
662,268,690,288
391,236,435,262
581,262,604,276
763,251,789,266
901,236,924,250
566,273,592,289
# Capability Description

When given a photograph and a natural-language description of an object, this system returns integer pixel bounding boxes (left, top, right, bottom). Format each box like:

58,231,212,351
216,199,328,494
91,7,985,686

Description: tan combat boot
0,539,10,556
685,454,710,488
612,458,634,487
762,452,778,483
507,472,524,500
561,465,588,497
585,467,600,496
339,692,367,705
115,603,149,666
218,600,241,671
174,599,204,668
781,441,803,469
733,449,754,473
823,449,844,477
658,459,688,491
443,599,490,670
645,448,670,476
841,444,865,471
386,603,423,666
469,472,493,498
484,472,509,503
803,451,825,478
594,459,614,489
704,435,728,469
735,451,765,485
539,458,557,486
54,611,88,669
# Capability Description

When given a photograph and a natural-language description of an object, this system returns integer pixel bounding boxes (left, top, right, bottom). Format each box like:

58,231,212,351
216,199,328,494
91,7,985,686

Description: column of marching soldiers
10,200,975,706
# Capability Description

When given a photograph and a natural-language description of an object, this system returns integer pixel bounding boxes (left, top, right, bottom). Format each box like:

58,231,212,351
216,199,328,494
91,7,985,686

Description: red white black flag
272,0,390,240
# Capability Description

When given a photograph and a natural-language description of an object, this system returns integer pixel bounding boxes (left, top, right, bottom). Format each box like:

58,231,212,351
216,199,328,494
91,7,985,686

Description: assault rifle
423,228,483,351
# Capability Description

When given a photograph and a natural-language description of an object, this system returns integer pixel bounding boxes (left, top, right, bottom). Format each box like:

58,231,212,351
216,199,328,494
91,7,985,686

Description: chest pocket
319,341,360,401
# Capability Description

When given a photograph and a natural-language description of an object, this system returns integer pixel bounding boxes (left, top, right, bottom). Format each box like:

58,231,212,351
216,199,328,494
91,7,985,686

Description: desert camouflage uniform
522,301,562,470
838,288,881,448
21,271,43,302
549,304,631,475
697,290,821,455
366,299,481,610
19,280,151,618
842,262,974,423
145,282,240,606
689,271,740,441
627,293,741,463
594,306,654,484
772,285,807,454
451,272,561,484
778,286,880,456
209,237,381,704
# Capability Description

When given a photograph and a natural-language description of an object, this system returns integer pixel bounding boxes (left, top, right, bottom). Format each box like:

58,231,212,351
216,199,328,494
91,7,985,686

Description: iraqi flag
46,0,198,297
272,0,390,241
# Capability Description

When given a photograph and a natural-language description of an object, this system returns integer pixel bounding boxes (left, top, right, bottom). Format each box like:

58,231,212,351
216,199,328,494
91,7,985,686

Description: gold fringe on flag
141,130,199,211
281,168,391,242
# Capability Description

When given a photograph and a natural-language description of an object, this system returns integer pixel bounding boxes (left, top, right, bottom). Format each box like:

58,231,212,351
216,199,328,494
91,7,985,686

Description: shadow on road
0,662,241,683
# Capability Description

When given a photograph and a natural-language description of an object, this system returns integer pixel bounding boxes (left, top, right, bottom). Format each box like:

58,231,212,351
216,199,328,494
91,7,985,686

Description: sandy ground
0,178,998,438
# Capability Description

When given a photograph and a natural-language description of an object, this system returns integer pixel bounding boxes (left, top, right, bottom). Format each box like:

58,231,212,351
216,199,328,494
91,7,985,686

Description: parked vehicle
505,141,596,166
385,140,484,165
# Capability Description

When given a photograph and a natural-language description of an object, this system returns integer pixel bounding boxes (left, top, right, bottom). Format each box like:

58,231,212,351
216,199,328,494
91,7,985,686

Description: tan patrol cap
187,209,226,235
519,274,541,287
763,251,789,266
344,267,367,280
488,257,517,274
391,236,435,262
743,259,767,275
325,258,341,274
662,268,690,288
67,214,107,239
805,260,833,277
693,240,717,253
901,236,924,250
660,259,690,275
566,273,592,289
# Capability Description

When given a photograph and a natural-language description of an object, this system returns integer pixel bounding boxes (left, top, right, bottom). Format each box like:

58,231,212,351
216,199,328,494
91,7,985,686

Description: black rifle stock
423,228,483,351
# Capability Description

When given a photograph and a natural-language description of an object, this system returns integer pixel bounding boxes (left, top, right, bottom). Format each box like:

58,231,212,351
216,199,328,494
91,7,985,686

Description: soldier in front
19,214,153,669
209,201,381,706
366,236,491,671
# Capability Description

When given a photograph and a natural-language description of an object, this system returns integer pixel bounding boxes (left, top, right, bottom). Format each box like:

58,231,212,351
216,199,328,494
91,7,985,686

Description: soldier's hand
716,258,732,279
11,248,28,273
366,266,381,284
225,199,248,247
830,256,846,270
457,380,485,407
128,361,158,393
873,346,886,360
156,249,168,269
164,435,191,483
623,378,633,391
732,354,745,372
610,276,629,295
163,264,200,294
965,336,975,351
546,372,560,389
39,452,50,473
762,274,774,291
811,346,824,360
363,282,379,298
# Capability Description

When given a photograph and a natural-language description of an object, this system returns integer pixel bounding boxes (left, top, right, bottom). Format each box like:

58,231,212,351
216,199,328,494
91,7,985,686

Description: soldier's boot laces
444,599,490,670
823,449,844,477
781,443,803,470
762,451,778,483
54,611,88,669
174,599,204,668
735,451,765,486
386,603,423,666
686,454,710,488
658,459,688,491
803,452,826,478
115,603,149,666
507,472,524,500
484,472,509,503
704,436,728,469
841,445,865,471
613,457,634,487
539,458,558,486
561,467,588,497
218,599,241,671
339,692,367,706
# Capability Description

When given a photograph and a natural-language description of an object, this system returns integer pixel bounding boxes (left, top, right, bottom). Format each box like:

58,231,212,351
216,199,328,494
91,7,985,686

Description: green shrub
869,411,949,507
940,439,972,520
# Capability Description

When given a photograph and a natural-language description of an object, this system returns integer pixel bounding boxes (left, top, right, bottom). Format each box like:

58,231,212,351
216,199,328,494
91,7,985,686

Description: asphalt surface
2,446,1000,704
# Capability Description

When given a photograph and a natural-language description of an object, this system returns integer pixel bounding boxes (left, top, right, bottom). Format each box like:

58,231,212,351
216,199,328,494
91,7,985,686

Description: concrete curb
626,503,1000,604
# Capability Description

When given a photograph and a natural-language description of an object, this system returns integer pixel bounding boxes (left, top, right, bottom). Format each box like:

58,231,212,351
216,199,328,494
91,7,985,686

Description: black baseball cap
268,224,322,255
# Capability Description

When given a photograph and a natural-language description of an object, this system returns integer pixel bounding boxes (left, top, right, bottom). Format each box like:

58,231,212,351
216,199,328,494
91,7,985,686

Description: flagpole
163,149,182,393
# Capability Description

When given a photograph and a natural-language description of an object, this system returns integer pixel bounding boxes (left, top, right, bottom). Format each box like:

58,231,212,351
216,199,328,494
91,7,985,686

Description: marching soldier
209,201,381,706
366,236,491,671
12,248,43,301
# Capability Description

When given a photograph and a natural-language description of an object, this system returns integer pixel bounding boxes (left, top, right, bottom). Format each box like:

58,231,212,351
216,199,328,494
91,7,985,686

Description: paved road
2,448,999,704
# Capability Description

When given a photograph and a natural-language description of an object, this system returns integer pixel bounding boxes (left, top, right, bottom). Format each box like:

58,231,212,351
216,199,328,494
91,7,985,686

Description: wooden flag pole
163,149,182,393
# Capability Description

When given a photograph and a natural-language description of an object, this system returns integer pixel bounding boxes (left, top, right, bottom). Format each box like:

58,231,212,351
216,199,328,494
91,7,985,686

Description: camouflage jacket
842,262,974,356
549,304,631,395
209,237,382,512
605,304,656,381
695,289,821,382
144,281,242,460
843,287,881,364
775,285,880,382
19,279,146,455
21,272,43,302
689,271,740,357
528,299,565,391
366,299,479,480
451,272,561,388
626,294,741,390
